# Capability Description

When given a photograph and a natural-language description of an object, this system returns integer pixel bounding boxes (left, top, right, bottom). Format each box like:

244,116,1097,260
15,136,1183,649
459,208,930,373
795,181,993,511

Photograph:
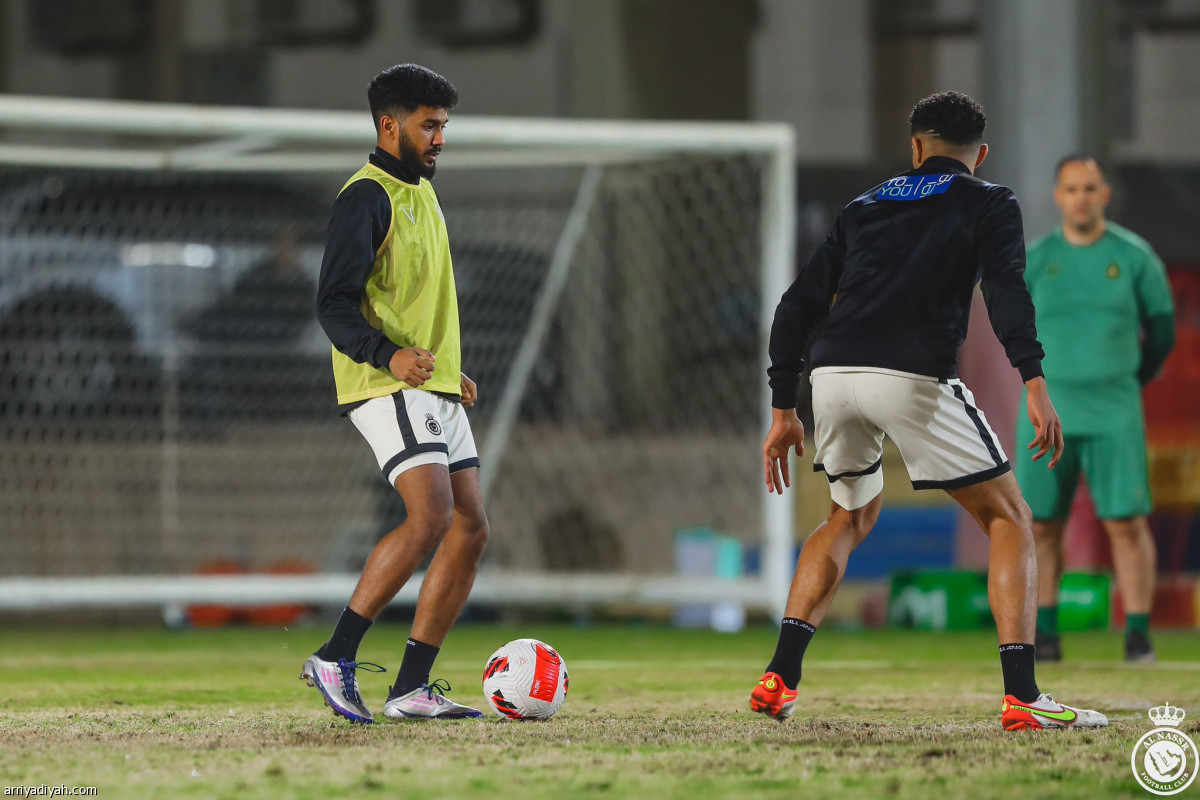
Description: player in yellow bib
304,64,487,721
1018,155,1176,663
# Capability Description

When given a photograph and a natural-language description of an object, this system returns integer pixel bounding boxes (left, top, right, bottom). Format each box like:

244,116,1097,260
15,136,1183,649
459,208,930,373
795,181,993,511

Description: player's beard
398,129,439,180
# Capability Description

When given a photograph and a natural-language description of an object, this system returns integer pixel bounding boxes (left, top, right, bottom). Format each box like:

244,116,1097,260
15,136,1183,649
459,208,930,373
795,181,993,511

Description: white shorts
348,390,480,487
810,367,1010,510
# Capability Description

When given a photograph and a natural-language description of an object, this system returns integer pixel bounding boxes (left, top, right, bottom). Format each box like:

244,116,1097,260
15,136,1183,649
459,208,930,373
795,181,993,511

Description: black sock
765,618,816,689
317,606,372,663
390,638,440,698
999,643,1040,703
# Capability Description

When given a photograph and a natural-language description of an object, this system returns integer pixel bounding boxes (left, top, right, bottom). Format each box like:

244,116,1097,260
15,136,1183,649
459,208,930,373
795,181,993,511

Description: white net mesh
0,101,793,610
459,160,765,575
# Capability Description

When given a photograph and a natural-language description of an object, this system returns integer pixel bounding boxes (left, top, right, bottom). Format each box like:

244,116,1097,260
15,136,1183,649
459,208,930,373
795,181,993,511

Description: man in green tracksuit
1018,154,1175,663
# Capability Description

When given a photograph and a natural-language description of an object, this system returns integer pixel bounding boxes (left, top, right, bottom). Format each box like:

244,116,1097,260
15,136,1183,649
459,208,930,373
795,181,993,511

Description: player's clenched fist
389,347,436,387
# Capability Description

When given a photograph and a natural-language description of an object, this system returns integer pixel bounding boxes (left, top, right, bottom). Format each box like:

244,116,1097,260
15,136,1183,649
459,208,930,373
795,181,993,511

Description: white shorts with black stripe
809,367,1010,510
348,390,480,487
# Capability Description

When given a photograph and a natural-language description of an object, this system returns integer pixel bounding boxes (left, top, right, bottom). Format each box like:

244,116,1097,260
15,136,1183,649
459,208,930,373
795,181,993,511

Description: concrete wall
3,1,1199,166
751,0,872,163
268,1,567,116
1122,31,1200,161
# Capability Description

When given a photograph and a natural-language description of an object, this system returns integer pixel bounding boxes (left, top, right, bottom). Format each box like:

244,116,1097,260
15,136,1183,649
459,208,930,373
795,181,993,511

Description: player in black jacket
750,92,1107,731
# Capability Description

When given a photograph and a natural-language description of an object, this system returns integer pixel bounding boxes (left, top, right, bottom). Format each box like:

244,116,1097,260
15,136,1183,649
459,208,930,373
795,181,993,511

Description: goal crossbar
0,94,792,166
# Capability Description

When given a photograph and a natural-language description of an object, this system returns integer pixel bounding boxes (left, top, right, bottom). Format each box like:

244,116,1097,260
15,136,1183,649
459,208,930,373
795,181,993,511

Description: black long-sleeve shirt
768,156,1045,409
315,147,419,371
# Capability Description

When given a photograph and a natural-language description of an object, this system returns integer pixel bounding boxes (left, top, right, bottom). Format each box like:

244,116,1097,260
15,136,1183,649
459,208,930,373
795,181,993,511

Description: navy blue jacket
768,156,1045,409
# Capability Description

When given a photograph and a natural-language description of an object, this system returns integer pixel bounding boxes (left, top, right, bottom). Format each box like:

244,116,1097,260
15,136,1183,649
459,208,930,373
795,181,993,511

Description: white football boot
383,679,483,719
301,653,384,724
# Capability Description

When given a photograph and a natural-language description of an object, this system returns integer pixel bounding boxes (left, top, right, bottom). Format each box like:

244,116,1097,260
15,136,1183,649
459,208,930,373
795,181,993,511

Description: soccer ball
481,638,568,720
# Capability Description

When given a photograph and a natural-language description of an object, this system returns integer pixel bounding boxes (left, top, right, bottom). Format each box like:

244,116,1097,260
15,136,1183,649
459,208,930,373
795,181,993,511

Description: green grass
0,622,1197,799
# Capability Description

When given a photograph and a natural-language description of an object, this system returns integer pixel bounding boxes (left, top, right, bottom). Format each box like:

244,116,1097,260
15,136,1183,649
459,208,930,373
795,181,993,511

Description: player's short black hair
908,91,986,146
1055,152,1106,180
368,64,458,128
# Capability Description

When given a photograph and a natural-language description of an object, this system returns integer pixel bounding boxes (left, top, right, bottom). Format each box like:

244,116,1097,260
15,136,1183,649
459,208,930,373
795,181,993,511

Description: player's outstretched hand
460,373,477,408
1024,376,1064,469
763,408,805,494
390,347,436,387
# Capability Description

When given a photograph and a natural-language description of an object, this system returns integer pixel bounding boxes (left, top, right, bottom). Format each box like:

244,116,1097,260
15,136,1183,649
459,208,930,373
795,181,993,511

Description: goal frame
0,94,796,619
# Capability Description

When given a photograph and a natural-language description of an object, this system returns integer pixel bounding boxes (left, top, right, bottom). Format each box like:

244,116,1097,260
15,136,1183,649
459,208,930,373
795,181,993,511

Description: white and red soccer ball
481,639,568,720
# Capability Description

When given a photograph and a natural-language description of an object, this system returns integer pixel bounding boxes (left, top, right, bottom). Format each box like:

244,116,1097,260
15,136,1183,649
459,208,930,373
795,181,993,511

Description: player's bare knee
846,511,877,543
464,517,489,556
969,490,1031,534
989,504,1031,536
408,507,455,549
828,498,879,544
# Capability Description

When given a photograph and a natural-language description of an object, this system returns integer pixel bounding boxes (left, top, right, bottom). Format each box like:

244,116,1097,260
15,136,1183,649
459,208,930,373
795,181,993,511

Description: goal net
0,96,795,619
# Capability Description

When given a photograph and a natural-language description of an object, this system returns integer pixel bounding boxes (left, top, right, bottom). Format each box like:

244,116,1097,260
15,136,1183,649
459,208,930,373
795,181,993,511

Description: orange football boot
750,672,798,721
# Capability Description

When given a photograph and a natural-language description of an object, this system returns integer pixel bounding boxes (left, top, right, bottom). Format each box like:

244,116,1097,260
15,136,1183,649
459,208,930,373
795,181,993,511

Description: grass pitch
0,622,1196,799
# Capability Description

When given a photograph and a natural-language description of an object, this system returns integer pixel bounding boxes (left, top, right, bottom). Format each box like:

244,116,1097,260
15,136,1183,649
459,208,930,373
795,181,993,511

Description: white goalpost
0,95,796,619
